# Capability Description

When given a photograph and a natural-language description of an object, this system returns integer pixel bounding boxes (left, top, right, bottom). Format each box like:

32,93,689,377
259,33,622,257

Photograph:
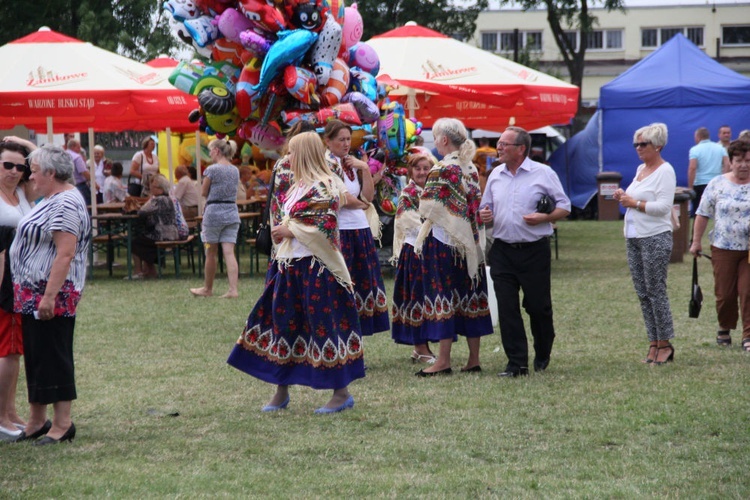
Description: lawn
2,220,748,498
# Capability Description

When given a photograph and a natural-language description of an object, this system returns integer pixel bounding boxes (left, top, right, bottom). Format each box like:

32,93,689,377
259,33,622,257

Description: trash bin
670,188,694,263
595,171,623,221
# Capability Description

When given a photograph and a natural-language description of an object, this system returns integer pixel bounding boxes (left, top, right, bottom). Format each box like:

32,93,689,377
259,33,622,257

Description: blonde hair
407,154,435,180
288,132,335,187
432,117,476,164
633,123,668,148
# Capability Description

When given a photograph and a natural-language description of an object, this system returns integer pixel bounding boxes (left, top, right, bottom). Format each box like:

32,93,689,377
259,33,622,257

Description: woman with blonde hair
413,117,494,376
613,123,677,364
190,139,240,298
228,132,364,414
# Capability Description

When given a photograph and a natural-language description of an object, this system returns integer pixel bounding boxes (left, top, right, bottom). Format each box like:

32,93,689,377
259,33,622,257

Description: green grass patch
2,220,748,497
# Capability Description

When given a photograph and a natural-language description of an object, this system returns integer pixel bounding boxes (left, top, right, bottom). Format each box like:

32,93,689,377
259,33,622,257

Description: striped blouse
10,189,91,317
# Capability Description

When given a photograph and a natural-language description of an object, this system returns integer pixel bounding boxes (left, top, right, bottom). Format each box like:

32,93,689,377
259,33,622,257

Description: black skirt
22,315,77,404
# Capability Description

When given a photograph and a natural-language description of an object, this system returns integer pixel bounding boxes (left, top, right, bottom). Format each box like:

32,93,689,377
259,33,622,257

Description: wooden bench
155,234,197,278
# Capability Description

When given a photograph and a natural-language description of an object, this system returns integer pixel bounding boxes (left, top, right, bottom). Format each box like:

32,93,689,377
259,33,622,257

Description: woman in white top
322,120,389,337
613,123,677,365
129,137,160,197
0,137,33,441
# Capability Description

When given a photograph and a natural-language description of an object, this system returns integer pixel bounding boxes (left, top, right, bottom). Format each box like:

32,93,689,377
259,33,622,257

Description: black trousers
22,314,77,404
691,184,707,217
489,238,555,371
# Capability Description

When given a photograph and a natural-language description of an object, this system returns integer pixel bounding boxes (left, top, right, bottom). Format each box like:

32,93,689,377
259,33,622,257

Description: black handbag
255,169,276,256
688,256,703,319
536,194,555,214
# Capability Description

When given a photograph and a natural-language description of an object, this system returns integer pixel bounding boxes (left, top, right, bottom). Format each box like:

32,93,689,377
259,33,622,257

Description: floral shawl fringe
391,179,423,265
276,177,353,292
415,152,485,283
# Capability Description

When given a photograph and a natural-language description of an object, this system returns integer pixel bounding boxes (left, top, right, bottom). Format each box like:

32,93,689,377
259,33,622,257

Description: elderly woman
323,120,389,337
613,123,677,365
189,139,240,298
0,138,34,441
412,118,494,376
391,153,439,364
11,144,91,445
128,137,159,197
131,174,179,279
227,132,364,414
690,139,750,351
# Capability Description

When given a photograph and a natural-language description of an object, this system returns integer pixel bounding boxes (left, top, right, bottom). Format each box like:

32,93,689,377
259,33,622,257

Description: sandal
410,350,437,364
742,338,750,353
716,331,732,346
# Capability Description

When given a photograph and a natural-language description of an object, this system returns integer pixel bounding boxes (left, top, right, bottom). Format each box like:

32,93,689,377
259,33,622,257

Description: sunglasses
633,142,651,149
2,161,26,172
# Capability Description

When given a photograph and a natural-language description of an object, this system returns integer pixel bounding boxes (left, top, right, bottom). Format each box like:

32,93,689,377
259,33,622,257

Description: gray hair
432,118,476,164
209,138,237,159
93,144,105,153
150,174,172,194
29,144,73,182
634,123,668,148
506,126,532,157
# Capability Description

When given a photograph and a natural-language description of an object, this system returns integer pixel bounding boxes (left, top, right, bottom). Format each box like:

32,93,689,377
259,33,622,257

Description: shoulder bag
688,256,703,318
255,168,277,256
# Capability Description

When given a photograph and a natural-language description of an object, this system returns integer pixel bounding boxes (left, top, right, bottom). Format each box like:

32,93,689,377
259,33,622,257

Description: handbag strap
692,256,699,286
127,152,144,184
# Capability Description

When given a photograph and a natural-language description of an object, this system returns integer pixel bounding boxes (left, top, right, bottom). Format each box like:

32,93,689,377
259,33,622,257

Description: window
480,31,543,52
564,30,623,51
723,25,750,46
641,27,704,48
481,32,497,51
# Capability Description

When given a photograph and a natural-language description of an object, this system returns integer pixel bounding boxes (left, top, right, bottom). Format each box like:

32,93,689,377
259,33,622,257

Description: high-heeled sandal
410,351,436,364
653,344,675,365
642,344,658,364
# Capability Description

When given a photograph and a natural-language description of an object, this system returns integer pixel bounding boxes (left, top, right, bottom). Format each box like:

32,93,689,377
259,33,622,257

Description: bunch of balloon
163,0,390,161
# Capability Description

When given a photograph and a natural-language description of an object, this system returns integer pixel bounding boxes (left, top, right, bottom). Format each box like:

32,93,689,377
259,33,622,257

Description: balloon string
261,93,277,126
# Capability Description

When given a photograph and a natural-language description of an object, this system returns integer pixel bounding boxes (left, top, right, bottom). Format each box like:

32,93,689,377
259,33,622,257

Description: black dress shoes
498,367,529,378
534,358,550,372
415,367,453,377
15,420,52,442
32,422,76,446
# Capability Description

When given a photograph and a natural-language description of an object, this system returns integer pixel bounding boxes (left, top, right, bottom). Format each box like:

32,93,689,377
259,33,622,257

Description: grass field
2,220,749,498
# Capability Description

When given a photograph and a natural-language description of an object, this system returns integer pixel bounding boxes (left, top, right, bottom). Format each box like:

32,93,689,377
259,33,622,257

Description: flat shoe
314,395,354,414
0,424,22,442
498,367,529,378
460,365,482,373
415,367,452,377
261,396,290,413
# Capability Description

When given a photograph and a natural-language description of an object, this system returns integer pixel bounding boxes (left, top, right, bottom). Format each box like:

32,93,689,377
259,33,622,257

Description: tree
502,0,625,130
358,0,489,41
0,0,178,62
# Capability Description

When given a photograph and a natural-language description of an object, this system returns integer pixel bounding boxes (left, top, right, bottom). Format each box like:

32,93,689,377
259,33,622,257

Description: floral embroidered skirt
391,243,451,346
227,256,365,390
340,228,390,336
419,235,494,340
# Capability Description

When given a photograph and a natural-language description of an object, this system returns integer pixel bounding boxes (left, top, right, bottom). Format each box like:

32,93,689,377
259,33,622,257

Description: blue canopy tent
550,33,750,209
599,33,750,188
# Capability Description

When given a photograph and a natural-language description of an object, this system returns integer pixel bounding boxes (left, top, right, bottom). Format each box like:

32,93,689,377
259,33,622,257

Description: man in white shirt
173,165,200,219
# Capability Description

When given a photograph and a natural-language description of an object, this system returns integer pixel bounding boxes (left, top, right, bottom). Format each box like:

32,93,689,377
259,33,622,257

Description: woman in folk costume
227,132,364,414
413,118,494,376
391,153,443,364
323,120,389,337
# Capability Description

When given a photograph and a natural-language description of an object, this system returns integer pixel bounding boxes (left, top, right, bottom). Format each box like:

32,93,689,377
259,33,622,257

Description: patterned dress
391,180,452,346
228,177,365,390
330,151,389,336
414,152,493,340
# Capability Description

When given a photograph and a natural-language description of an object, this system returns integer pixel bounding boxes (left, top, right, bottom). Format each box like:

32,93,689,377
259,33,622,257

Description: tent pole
166,127,174,185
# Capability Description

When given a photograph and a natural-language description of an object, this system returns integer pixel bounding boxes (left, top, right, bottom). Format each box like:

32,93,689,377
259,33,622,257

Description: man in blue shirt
479,126,570,377
688,127,728,217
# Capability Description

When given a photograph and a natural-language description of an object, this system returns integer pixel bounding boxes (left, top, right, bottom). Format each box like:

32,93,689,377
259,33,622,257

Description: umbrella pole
88,127,99,264
46,117,54,145
196,127,203,216
166,127,174,185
